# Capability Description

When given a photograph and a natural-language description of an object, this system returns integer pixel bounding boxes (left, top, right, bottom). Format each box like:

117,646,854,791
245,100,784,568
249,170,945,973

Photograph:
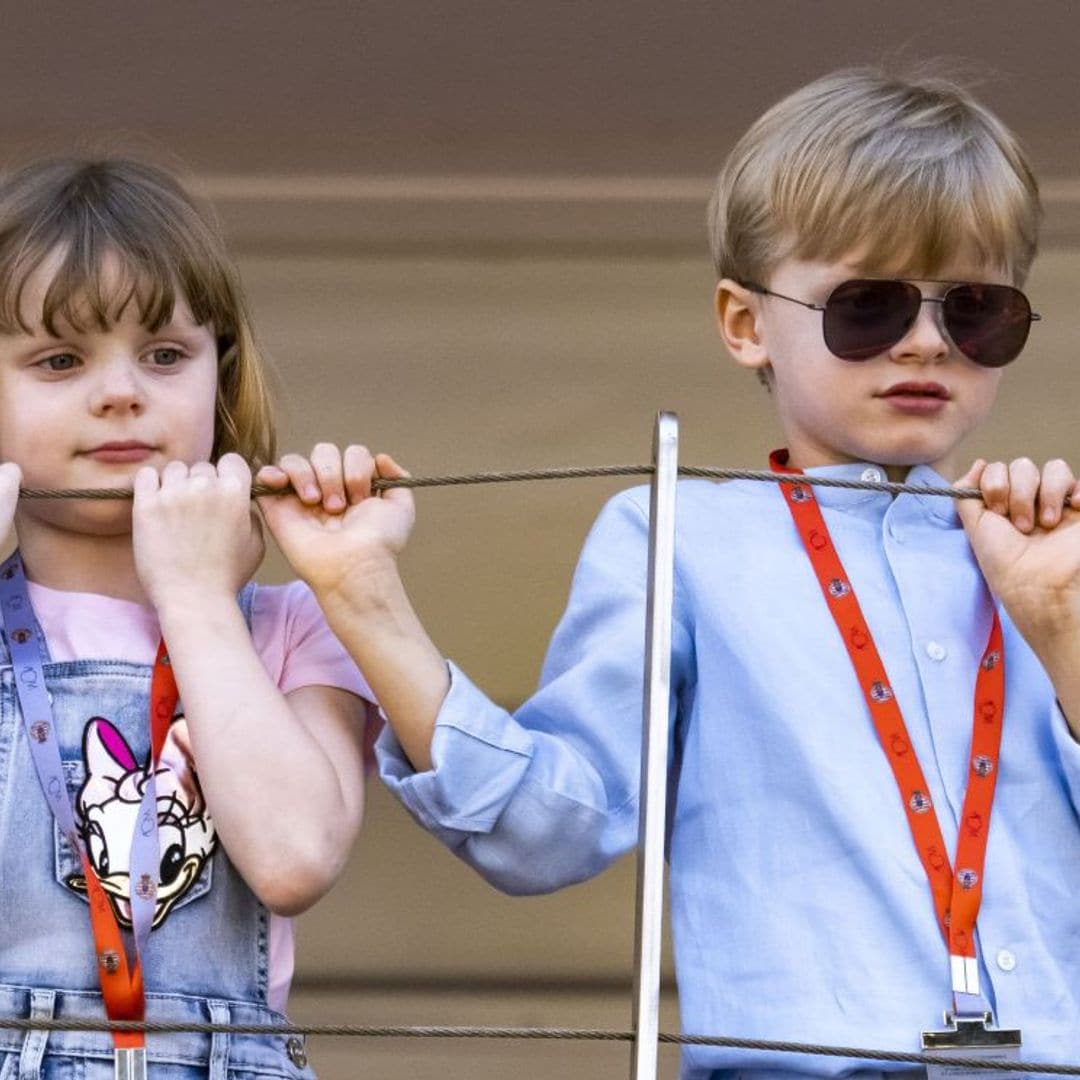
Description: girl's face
0,253,219,534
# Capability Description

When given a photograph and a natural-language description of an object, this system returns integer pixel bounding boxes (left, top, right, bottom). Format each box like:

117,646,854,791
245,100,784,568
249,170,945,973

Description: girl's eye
38,353,79,372
148,347,183,367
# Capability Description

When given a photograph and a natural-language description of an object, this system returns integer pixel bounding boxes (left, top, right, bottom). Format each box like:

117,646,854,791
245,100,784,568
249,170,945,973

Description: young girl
0,159,376,1080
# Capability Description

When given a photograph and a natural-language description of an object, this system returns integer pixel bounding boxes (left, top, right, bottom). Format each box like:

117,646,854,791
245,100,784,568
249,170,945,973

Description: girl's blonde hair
708,67,1042,287
0,158,276,465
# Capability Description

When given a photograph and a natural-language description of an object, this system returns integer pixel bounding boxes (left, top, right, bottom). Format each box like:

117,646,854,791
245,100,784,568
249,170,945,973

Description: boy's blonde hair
708,67,1041,287
0,158,276,465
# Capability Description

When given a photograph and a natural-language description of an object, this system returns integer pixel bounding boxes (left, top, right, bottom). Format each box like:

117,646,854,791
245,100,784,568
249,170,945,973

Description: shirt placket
882,495,1004,1007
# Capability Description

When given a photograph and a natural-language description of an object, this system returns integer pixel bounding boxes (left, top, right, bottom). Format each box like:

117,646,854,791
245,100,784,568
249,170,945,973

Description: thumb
373,452,411,482
954,458,987,534
374,452,416,517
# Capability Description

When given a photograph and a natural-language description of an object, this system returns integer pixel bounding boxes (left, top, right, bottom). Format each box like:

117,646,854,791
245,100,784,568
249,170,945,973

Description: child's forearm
314,553,448,773
254,446,446,770
153,588,367,915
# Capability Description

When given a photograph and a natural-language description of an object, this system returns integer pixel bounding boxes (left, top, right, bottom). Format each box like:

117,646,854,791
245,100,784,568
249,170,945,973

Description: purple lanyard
0,552,168,973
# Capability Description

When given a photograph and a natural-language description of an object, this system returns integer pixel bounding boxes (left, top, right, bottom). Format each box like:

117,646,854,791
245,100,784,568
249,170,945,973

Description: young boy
258,68,1080,1076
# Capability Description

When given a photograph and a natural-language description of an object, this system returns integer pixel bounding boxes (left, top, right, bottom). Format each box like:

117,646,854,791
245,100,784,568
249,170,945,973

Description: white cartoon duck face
65,716,217,928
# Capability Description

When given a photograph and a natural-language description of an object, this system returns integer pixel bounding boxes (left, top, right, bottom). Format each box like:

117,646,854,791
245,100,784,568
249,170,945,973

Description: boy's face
718,253,1011,479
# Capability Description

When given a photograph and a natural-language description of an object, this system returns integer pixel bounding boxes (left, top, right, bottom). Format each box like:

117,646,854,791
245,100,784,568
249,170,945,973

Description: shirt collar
777,454,960,527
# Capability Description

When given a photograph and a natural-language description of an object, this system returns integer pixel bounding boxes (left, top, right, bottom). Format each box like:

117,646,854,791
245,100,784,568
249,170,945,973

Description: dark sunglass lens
943,284,1032,368
823,280,921,361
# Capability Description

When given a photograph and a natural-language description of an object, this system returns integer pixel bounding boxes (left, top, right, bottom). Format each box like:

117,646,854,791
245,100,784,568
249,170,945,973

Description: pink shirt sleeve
250,580,375,700
251,580,383,768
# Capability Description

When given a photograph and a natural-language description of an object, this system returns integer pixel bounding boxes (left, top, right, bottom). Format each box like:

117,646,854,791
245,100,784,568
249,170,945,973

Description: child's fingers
0,462,22,525
309,442,347,512
132,465,161,504
160,460,190,489
255,464,290,490
1034,458,1076,528
188,461,216,484
374,452,410,480
954,459,985,491
216,453,253,496
276,453,323,505
343,444,375,503
1006,457,1040,533
954,459,986,533
373,452,416,519
977,460,1010,517
0,462,22,492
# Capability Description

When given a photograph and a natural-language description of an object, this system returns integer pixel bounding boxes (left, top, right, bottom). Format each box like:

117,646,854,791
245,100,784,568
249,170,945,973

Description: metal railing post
630,411,679,1080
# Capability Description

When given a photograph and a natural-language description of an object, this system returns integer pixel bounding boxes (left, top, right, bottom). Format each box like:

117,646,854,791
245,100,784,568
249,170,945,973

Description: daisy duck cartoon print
64,715,217,928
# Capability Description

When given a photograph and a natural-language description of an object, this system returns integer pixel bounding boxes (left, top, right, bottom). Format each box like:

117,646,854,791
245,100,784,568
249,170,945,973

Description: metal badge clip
114,1047,148,1080
922,1012,1022,1080
922,1010,1021,1051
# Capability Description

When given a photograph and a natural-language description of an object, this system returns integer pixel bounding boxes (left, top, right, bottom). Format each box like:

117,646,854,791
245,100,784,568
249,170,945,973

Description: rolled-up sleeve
376,488,693,895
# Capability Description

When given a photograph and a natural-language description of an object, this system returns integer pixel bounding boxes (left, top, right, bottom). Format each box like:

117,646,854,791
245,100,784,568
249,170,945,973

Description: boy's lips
877,382,951,415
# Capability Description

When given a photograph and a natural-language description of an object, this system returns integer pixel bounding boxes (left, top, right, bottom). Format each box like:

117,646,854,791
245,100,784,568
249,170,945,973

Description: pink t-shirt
28,579,377,1015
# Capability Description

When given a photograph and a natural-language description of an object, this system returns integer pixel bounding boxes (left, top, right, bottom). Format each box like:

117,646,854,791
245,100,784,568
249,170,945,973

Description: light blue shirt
378,464,1080,1079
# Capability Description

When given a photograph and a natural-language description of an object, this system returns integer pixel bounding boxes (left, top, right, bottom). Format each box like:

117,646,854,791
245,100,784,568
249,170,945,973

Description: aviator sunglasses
743,278,1040,368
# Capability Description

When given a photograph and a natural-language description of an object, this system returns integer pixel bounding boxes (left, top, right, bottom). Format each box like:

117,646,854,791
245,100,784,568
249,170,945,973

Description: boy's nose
890,300,950,364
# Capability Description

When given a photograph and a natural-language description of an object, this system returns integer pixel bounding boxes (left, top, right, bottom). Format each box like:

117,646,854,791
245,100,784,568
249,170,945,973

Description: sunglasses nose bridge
920,295,949,337
892,294,951,360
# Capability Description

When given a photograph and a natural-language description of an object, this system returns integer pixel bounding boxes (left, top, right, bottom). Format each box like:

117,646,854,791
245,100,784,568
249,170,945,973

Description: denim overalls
0,584,315,1079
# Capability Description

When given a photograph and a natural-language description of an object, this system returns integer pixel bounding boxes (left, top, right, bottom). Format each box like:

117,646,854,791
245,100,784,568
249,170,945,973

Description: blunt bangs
0,160,239,341
710,68,1042,287
0,159,277,466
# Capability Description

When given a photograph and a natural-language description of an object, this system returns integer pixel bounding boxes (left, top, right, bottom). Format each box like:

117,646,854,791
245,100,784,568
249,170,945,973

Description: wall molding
194,174,1080,257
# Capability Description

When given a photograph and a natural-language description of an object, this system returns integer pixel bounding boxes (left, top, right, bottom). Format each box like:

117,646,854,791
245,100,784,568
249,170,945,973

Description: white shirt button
926,642,947,662
996,949,1017,972
861,467,884,483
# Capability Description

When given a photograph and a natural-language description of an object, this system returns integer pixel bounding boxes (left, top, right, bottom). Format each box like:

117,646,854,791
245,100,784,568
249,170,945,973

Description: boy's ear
715,279,770,375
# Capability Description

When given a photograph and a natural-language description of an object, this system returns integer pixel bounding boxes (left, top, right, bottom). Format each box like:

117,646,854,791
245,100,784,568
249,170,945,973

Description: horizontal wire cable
0,1017,1073,1073
8,461,1072,1071
16,464,1048,503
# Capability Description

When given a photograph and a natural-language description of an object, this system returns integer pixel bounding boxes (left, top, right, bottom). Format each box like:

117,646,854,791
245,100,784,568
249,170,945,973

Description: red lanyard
93,639,178,1043
771,451,1005,996
68,640,177,1048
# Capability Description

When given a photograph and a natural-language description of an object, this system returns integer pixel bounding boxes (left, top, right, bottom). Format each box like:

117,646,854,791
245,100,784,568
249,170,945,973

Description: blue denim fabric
0,582,314,1079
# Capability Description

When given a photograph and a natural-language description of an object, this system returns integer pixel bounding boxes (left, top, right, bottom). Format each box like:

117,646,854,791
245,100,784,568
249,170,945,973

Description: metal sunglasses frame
739,279,1040,364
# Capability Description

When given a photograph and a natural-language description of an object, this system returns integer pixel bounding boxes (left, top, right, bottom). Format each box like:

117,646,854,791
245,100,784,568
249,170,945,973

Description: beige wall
2,4,1078,1075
